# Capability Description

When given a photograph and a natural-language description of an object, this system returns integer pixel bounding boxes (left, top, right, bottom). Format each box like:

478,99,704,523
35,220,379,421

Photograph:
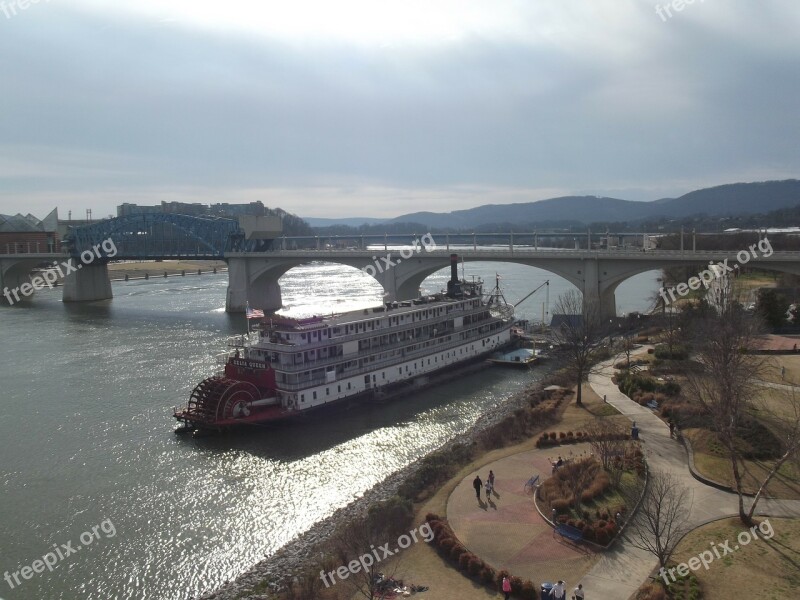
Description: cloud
0,1,798,218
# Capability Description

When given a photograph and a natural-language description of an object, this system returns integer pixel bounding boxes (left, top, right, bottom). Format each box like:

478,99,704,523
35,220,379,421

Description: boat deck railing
267,314,505,373
274,321,511,391
252,305,491,353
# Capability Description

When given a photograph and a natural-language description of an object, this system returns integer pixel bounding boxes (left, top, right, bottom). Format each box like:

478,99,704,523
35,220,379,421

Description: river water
0,259,659,600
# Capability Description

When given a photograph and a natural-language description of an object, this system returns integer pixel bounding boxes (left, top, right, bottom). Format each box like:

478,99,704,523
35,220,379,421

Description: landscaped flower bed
538,450,643,547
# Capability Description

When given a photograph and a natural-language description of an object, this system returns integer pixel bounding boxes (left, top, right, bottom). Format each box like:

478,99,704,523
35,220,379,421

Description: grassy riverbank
107,260,226,279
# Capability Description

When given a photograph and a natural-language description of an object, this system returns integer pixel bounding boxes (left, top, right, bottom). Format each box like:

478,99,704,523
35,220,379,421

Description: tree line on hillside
274,199,800,241
307,202,800,237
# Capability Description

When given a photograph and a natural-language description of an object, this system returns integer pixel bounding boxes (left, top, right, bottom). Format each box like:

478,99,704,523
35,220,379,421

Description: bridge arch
0,257,57,303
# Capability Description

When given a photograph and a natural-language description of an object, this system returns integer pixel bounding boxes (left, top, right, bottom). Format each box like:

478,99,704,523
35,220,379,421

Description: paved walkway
583,354,800,600
445,351,800,600
447,444,599,586
756,379,800,391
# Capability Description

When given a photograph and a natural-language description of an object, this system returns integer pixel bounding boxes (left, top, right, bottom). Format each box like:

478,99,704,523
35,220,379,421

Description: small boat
488,347,540,367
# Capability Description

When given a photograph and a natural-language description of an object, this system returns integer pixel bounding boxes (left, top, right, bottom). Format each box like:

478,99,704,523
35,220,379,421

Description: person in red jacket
502,576,512,600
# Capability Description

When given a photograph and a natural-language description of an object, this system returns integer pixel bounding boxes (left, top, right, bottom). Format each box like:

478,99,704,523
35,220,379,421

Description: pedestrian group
473,473,586,599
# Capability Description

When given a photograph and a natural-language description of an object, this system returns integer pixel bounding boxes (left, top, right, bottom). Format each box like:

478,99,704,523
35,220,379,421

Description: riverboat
174,254,514,431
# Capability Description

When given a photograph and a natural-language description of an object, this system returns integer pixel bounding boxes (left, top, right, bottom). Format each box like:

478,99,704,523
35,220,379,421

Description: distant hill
391,196,652,229
304,217,388,228
388,180,800,229
649,180,800,217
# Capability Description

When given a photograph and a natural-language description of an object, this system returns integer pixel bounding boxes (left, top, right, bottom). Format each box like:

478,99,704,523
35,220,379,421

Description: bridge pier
582,259,618,320
372,263,398,302
62,263,113,303
226,258,283,313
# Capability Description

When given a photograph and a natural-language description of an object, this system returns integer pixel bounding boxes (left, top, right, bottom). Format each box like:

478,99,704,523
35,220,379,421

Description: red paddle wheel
180,376,261,427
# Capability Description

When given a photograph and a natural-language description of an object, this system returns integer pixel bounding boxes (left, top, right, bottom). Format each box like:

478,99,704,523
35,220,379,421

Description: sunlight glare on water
0,261,658,599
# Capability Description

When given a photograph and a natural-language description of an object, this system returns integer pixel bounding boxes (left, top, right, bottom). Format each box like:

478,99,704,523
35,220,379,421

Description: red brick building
0,209,60,254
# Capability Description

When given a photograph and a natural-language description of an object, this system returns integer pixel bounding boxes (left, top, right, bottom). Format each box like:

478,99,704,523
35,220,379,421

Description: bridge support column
598,288,618,320
374,265,397,303
226,258,282,314
582,259,617,319
62,263,112,302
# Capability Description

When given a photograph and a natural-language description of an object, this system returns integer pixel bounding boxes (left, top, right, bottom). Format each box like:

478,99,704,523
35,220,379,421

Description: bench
553,524,584,543
523,474,540,495
646,399,659,410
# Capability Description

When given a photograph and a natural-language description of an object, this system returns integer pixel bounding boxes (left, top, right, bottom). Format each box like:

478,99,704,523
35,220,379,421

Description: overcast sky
1,0,798,220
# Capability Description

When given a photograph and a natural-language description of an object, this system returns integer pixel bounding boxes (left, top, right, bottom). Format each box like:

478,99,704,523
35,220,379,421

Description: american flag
246,303,265,319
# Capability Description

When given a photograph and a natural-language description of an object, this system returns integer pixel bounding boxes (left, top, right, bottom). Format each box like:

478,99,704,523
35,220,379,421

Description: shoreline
199,369,551,600
35,260,228,284
106,260,227,281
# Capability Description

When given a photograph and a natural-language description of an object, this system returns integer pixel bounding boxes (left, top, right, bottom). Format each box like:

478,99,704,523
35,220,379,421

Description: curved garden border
533,458,650,551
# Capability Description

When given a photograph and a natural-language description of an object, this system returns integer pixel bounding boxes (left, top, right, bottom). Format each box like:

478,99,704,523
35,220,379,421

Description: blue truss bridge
63,213,244,260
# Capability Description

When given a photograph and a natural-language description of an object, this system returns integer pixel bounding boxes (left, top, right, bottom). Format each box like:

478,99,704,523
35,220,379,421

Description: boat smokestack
447,253,461,298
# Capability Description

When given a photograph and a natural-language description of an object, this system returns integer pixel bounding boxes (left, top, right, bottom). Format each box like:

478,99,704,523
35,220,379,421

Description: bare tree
559,457,601,511
621,470,693,569
682,276,768,524
747,385,800,522
284,568,335,600
584,419,632,487
551,290,609,406
324,497,417,600
329,519,401,600
620,336,636,368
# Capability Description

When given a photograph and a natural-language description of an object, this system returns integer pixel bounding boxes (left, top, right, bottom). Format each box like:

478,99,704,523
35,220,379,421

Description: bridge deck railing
2,243,64,255
229,247,800,259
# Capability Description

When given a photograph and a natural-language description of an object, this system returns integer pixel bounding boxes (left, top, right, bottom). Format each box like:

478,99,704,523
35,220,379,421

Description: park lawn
631,348,657,363
759,355,800,386
735,270,779,286
360,383,611,600
670,517,800,600
750,385,800,424
107,259,226,278
684,428,800,499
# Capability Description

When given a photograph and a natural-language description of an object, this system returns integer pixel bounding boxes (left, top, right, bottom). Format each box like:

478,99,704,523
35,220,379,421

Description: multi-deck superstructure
174,255,513,431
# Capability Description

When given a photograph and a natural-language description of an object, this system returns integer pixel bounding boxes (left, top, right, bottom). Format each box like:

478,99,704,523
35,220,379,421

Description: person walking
551,580,566,600
473,475,482,500
502,576,512,600
485,477,493,498
573,582,585,599
488,469,495,488
668,419,675,438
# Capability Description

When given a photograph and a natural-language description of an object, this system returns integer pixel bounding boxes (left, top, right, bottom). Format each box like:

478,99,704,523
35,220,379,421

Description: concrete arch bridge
226,247,800,318
3,214,800,317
